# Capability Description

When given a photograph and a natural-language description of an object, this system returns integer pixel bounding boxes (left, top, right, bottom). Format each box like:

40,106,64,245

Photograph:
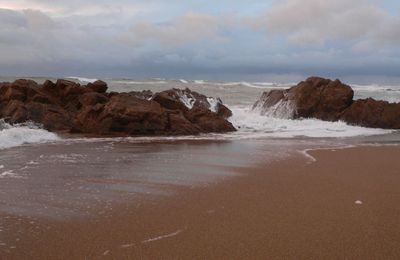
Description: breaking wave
0,120,60,150
229,106,391,138
66,76,98,83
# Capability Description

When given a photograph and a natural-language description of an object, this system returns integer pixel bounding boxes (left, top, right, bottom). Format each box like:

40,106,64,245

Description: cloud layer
0,0,399,81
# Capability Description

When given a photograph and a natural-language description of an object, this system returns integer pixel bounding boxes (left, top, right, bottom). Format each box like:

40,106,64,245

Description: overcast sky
0,0,399,82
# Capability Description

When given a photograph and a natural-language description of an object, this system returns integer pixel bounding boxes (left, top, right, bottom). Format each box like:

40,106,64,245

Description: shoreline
2,145,400,259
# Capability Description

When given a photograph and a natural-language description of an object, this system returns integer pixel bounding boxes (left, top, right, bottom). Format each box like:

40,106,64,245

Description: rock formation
253,77,400,129
0,79,235,136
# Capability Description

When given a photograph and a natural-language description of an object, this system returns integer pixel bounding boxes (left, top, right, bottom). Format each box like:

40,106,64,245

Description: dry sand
3,145,400,259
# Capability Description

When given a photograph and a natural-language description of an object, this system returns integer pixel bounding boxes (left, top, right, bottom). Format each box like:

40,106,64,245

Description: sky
0,0,400,82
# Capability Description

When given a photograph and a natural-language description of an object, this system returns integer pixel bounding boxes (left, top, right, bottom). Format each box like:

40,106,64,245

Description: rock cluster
253,77,400,129
0,79,235,136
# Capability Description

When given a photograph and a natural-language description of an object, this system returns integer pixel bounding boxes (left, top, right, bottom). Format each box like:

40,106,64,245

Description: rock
79,92,109,107
252,89,289,118
185,107,236,133
0,84,26,102
87,80,108,93
24,102,73,132
253,76,400,129
341,98,400,129
98,94,168,135
42,80,57,94
167,111,202,135
1,100,28,123
31,94,54,104
253,77,354,121
129,90,153,100
0,78,236,136
216,102,233,118
152,88,233,118
291,77,353,121
152,89,190,112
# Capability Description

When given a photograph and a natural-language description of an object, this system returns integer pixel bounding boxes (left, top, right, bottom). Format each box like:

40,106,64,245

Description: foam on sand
0,120,60,150
141,229,184,244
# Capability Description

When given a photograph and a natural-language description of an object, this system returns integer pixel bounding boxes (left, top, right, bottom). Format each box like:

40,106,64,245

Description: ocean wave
66,76,98,83
210,81,289,89
0,120,60,150
113,80,168,85
229,106,392,138
351,84,400,92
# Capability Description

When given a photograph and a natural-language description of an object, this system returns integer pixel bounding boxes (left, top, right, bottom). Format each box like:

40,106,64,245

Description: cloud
0,1,399,80
250,0,400,48
121,12,229,48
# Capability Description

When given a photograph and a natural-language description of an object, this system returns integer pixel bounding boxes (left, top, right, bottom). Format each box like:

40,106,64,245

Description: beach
2,0,400,258
1,145,400,259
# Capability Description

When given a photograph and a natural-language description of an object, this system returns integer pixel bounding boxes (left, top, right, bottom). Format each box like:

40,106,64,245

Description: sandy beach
1,145,399,259
2,0,400,258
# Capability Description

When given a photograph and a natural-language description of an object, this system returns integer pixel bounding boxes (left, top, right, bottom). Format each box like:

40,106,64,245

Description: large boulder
97,94,169,135
185,107,236,133
0,78,236,136
253,76,400,129
253,77,354,121
86,80,108,93
341,98,400,129
152,88,232,118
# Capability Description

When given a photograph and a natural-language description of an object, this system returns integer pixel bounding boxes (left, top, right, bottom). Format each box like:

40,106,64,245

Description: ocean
0,76,399,219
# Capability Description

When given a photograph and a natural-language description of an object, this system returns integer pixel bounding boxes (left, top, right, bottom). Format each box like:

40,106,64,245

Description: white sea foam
351,84,400,92
229,106,392,138
179,93,195,109
0,120,60,150
350,84,400,103
114,80,168,85
211,81,288,89
179,79,189,84
207,97,219,112
0,170,22,179
141,229,184,243
66,76,98,83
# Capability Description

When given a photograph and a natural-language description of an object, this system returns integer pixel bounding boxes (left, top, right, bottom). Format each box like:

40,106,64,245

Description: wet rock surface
0,79,235,136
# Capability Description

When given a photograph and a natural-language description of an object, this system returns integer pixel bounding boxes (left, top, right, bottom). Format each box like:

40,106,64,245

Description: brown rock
152,89,190,112
341,98,400,129
152,88,233,119
25,102,73,132
129,90,153,100
253,89,286,111
253,76,400,129
185,107,236,133
87,80,108,93
291,77,353,120
0,84,26,102
1,100,28,123
253,77,354,121
79,92,109,107
216,102,233,118
167,111,202,135
97,94,168,135
0,78,236,136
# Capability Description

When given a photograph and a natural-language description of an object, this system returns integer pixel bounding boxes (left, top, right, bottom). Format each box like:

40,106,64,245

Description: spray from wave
0,120,60,150
229,105,391,138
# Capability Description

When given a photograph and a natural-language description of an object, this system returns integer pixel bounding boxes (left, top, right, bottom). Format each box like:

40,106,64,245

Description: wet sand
2,145,400,259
